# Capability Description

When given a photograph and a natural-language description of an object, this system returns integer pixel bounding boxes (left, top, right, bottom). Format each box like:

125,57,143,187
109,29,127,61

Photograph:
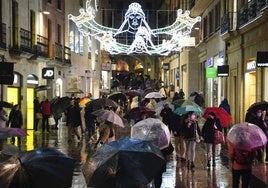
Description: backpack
233,149,253,164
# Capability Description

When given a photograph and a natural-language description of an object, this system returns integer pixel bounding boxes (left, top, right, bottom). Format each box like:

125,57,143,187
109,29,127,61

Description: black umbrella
0,101,13,108
86,98,118,111
0,147,76,188
82,137,165,188
108,92,127,102
247,101,268,113
34,85,51,92
51,96,71,114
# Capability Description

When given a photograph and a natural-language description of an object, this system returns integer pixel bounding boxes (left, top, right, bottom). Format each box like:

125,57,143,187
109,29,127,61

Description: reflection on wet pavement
7,123,268,188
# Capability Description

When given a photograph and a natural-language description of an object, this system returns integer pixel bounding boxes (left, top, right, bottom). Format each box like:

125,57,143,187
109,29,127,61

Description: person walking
160,103,173,131
202,112,222,168
219,98,231,136
8,104,23,145
65,100,82,142
228,144,257,188
170,113,186,162
0,106,8,151
99,121,116,145
33,97,41,133
84,105,96,142
182,111,201,170
40,97,52,133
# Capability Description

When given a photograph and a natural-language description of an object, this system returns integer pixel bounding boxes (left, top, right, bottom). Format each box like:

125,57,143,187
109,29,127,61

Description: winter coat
65,105,82,127
202,117,222,144
182,119,201,141
170,114,185,137
8,109,23,128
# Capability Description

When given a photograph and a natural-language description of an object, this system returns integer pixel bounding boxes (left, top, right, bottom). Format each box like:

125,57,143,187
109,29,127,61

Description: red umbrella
125,106,155,119
203,107,232,127
227,122,267,151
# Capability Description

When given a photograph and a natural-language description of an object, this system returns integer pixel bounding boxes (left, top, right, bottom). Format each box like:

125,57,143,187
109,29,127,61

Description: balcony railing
54,42,71,66
221,0,267,35
0,22,6,49
20,28,34,54
238,0,267,28
34,34,49,58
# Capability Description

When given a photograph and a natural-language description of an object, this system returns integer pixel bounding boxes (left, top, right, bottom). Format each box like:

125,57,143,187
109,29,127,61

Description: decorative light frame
69,0,201,56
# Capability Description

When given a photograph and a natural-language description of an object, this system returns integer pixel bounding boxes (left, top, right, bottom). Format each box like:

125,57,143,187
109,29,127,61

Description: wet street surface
4,122,268,188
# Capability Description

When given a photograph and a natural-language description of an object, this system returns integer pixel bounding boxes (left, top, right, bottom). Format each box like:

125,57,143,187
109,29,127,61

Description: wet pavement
4,122,268,188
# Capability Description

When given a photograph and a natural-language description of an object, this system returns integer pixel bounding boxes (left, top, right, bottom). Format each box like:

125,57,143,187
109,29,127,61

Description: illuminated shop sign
256,51,268,67
246,61,256,72
42,67,54,79
217,65,229,77
206,67,217,78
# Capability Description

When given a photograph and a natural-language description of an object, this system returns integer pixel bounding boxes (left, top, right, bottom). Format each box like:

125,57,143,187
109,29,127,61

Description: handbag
35,113,43,120
48,116,56,126
161,142,174,156
214,129,225,144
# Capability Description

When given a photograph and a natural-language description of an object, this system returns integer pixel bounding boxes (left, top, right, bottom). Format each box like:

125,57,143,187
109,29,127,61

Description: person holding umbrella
202,112,222,168
8,104,23,145
182,111,201,170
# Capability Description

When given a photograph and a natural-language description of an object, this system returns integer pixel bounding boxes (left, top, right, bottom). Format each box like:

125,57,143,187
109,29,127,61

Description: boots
207,160,211,168
212,159,216,167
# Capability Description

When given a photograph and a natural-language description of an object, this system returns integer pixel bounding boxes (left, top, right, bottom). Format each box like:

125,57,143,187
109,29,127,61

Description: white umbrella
131,118,170,149
92,109,125,128
144,92,165,99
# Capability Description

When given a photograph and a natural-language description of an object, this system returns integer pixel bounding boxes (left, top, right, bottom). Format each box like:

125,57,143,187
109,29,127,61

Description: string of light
68,0,201,56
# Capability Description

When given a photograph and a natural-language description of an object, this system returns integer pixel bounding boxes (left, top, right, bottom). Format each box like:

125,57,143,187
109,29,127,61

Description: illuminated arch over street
69,0,201,55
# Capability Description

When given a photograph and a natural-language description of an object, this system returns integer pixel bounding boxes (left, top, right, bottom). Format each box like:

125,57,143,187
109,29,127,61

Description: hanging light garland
68,0,201,56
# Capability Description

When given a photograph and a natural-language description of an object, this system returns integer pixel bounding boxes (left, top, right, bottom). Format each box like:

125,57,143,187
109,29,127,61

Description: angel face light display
69,0,201,55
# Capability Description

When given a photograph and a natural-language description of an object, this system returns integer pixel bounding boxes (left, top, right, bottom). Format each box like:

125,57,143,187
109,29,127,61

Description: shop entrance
244,71,256,112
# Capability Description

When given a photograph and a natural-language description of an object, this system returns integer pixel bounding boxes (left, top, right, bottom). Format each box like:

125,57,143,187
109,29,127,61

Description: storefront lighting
69,0,201,55
42,11,50,15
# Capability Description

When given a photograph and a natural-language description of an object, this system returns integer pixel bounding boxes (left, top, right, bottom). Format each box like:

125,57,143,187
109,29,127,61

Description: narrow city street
3,120,267,188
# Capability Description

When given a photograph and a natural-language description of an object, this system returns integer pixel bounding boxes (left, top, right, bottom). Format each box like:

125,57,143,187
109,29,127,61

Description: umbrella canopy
125,106,156,120
0,128,27,139
203,107,232,127
82,137,165,187
172,99,200,108
65,88,84,94
154,100,174,117
173,105,203,116
51,97,71,114
247,101,268,113
86,98,118,111
144,92,165,99
34,85,51,92
0,101,13,108
226,122,267,151
79,97,92,107
131,118,171,149
108,92,127,102
124,89,142,97
0,147,76,188
92,109,124,127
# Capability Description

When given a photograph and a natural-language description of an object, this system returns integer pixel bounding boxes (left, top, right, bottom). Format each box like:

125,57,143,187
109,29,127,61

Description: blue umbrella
173,105,203,115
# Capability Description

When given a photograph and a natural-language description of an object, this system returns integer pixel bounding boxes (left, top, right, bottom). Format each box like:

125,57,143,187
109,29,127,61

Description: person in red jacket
41,96,52,133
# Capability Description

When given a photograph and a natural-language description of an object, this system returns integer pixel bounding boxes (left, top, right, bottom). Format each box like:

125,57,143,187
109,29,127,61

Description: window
69,21,83,54
57,0,62,10
57,24,61,43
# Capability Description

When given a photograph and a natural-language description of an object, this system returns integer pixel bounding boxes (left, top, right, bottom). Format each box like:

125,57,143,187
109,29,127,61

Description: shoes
212,160,216,167
207,160,211,168
190,162,195,169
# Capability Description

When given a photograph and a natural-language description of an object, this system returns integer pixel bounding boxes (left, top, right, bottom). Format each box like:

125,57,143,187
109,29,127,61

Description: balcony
0,22,7,49
238,0,267,28
220,0,267,37
8,27,35,58
53,42,71,66
33,34,49,60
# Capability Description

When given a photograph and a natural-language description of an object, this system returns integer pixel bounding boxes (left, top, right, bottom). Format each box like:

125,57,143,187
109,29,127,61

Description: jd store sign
42,67,54,79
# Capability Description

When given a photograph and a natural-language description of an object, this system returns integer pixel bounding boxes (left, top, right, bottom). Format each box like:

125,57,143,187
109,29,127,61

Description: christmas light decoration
68,0,201,55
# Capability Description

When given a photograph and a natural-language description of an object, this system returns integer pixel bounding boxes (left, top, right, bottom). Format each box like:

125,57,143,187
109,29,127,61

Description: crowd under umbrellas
1,88,268,187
